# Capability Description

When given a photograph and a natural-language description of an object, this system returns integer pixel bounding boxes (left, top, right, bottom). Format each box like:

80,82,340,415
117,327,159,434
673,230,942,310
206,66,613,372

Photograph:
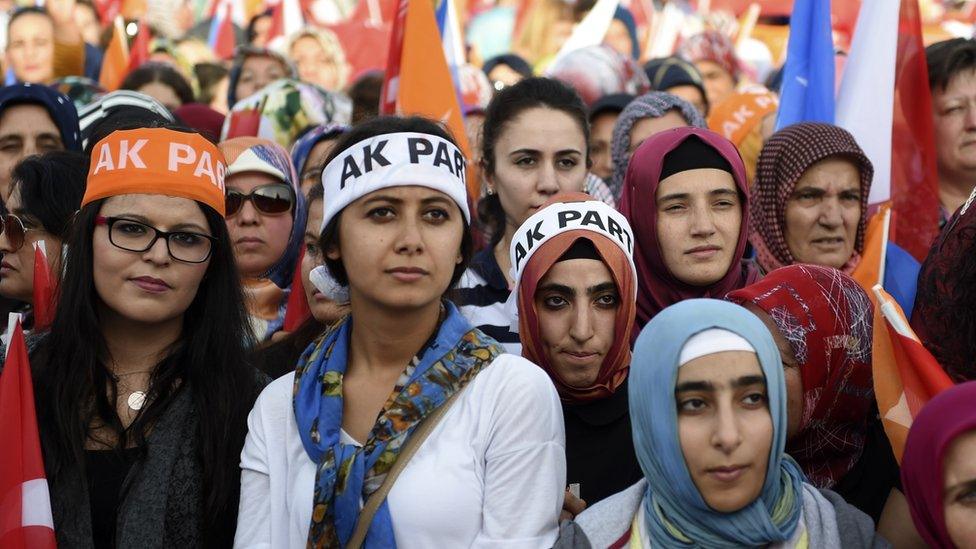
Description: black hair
250,318,326,378
33,196,260,547
8,6,51,34
348,70,384,124
764,66,784,94
318,115,473,290
926,38,976,92
85,116,200,157
482,54,534,80
120,62,196,107
193,62,230,107
245,9,273,44
32,125,261,546
10,151,88,239
478,77,590,247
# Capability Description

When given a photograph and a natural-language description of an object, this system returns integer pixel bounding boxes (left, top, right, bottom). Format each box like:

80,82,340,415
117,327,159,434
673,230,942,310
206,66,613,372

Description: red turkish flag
0,322,57,548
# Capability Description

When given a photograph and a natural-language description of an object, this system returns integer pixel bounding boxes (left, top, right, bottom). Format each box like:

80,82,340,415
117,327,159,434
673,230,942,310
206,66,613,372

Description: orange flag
871,285,953,461
850,203,955,461
851,204,891,294
99,16,130,91
381,0,477,202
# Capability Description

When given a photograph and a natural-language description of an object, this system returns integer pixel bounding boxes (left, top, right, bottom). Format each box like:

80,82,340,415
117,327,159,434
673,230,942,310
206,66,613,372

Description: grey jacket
51,388,206,548
557,479,891,548
3,333,268,548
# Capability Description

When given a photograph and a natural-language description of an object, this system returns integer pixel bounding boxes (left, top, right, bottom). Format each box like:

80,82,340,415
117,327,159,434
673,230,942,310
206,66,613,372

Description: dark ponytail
478,77,590,248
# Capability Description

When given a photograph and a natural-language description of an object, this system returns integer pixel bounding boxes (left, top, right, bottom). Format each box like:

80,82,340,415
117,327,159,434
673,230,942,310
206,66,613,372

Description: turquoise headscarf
629,299,805,547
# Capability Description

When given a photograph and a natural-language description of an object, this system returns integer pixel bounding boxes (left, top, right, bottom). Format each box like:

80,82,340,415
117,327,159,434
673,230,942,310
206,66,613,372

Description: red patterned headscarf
728,264,874,488
750,123,873,274
619,127,760,334
517,194,635,403
677,30,742,81
911,188,976,382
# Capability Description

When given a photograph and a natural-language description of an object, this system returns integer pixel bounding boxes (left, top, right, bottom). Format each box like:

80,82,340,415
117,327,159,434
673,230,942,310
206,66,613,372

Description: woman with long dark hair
236,116,565,547
456,77,592,354
0,151,87,325
20,127,264,547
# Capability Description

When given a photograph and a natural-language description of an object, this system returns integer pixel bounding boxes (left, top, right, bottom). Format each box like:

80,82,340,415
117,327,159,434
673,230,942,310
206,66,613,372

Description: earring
486,187,495,196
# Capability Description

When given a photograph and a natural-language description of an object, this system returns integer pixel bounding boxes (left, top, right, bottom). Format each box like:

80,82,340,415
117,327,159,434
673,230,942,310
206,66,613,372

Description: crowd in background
1,0,976,548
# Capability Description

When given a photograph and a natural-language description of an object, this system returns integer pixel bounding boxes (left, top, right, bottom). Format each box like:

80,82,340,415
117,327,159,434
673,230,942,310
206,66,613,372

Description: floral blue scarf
293,302,502,547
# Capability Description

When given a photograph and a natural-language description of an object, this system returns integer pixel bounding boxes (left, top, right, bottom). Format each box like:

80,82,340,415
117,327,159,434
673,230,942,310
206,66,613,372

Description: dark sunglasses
225,184,294,217
0,214,34,251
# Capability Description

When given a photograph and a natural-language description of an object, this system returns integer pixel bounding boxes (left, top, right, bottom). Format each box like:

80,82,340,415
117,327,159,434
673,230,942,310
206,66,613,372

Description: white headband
504,200,637,333
509,200,634,283
679,328,756,366
320,131,470,234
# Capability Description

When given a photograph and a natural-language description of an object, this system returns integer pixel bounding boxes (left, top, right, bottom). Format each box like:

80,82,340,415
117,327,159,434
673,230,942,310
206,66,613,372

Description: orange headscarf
516,194,635,403
707,88,778,184
85,128,226,215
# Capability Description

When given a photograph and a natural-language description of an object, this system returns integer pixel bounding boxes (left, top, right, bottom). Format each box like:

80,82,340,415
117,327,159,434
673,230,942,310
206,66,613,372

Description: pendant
127,391,147,411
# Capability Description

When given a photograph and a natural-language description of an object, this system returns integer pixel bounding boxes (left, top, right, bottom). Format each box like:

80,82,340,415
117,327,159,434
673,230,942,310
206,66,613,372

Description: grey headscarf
608,91,707,199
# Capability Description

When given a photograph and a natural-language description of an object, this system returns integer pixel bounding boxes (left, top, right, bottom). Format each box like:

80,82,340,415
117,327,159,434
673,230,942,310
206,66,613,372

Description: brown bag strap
346,388,465,548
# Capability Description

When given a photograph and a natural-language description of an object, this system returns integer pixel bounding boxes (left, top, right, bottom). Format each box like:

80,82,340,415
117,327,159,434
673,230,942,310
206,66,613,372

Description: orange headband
84,128,227,215
707,89,778,146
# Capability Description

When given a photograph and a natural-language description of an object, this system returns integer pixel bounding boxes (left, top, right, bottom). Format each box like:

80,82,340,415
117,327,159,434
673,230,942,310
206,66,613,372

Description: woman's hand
559,488,587,521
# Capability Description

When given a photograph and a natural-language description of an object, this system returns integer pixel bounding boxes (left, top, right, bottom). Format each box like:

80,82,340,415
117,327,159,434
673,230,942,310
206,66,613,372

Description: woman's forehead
100,194,207,224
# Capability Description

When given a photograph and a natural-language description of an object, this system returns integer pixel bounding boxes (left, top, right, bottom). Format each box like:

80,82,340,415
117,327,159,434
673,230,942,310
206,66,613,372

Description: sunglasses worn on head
225,184,294,217
0,214,35,251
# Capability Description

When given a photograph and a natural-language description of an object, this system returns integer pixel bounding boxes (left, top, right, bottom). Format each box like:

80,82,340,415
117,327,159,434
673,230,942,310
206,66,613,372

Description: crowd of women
1,4,976,547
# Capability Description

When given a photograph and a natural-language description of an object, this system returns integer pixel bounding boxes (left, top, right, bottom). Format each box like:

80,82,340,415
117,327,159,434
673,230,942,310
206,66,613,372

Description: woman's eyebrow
536,283,575,296
675,380,713,393
732,375,766,389
945,478,976,498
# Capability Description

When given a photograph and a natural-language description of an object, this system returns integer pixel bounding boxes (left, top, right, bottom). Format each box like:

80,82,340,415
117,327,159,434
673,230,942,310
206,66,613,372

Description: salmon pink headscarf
513,194,636,403
619,127,759,335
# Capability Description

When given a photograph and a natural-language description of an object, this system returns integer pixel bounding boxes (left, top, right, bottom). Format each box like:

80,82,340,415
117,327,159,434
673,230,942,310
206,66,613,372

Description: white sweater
235,354,566,548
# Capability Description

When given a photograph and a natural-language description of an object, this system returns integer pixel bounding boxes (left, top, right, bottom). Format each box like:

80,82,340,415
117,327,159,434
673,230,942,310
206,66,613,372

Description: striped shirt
454,248,521,356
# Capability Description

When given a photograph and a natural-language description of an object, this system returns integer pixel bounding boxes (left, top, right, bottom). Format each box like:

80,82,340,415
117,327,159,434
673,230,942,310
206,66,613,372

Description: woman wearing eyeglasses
0,151,87,325
11,127,265,547
218,137,307,341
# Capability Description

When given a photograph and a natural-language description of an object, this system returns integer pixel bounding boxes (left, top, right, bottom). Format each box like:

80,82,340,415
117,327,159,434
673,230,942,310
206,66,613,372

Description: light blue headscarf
629,298,805,547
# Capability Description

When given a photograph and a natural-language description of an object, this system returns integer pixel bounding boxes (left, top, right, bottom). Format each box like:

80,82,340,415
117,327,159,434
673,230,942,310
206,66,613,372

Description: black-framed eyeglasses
225,184,294,217
0,214,37,251
94,216,216,264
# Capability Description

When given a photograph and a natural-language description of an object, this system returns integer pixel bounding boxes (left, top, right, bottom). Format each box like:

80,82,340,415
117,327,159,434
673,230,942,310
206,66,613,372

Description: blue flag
775,0,835,130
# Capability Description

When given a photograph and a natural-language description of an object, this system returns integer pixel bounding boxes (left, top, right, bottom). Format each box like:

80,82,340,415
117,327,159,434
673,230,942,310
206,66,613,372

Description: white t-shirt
235,353,566,548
